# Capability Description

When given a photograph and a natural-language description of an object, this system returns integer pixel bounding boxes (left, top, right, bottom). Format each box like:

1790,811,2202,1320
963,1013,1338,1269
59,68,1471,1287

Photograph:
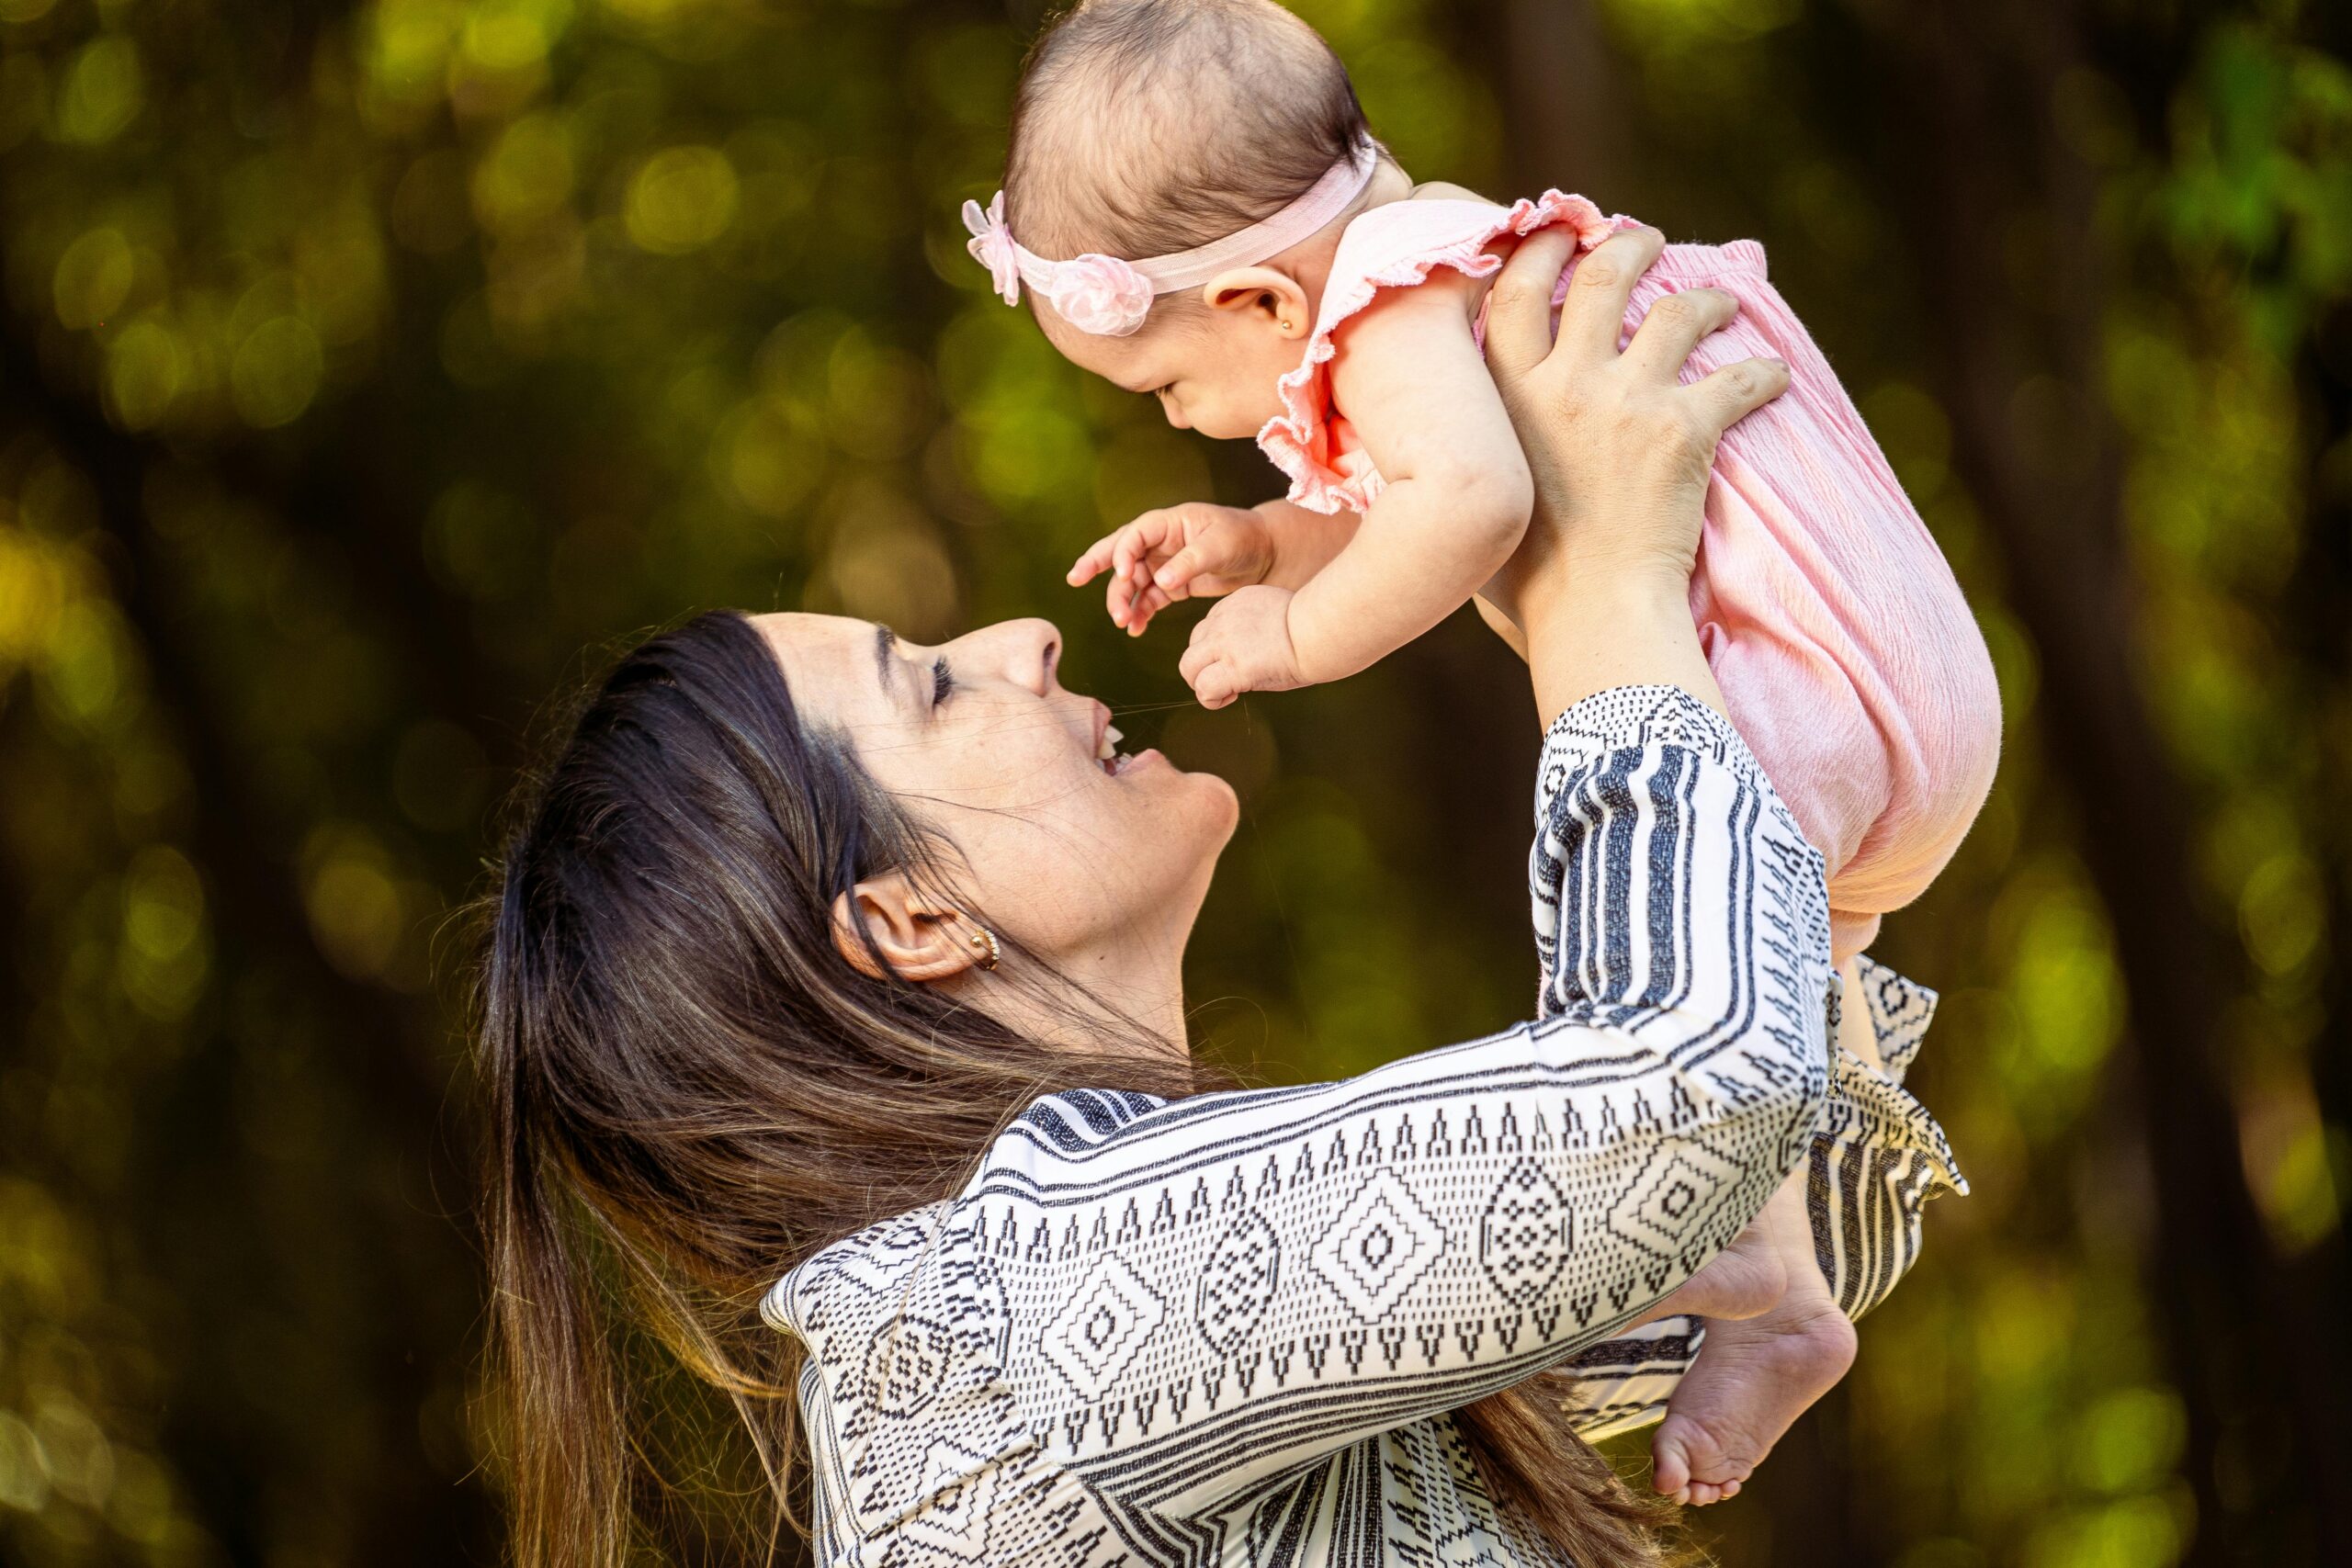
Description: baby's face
1042,299,1302,441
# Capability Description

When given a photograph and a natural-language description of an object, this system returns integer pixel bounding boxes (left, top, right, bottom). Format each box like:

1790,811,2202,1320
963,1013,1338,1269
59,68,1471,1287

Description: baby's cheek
1197,377,1286,442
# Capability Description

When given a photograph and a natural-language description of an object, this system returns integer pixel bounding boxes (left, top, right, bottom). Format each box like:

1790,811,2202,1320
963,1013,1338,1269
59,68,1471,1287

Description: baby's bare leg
1650,1164,1856,1506
1627,1223,1783,1334
1615,955,1883,1503
1838,953,1883,1072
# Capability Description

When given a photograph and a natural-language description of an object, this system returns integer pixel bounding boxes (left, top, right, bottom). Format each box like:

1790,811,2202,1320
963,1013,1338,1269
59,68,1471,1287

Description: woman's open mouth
1093,723,1138,775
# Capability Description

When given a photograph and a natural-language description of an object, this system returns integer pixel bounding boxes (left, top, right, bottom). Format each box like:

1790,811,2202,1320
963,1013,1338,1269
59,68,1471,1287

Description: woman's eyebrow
871,624,903,697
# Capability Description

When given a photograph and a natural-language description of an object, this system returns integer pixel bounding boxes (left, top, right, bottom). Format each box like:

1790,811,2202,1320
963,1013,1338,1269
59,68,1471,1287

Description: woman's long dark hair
479,610,1674,1566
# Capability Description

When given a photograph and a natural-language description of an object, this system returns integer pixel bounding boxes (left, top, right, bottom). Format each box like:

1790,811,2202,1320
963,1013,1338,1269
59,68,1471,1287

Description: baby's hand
1178,585,1305,709
1067,503,1272,637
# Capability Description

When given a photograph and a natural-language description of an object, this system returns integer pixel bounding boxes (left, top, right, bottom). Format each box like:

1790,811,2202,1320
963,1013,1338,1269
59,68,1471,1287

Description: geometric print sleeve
1550,956,1968,1440
956,686,1839,1529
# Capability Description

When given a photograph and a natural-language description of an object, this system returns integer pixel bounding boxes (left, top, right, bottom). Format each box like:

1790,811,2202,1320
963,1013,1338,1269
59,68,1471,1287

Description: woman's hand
1480,225,1790,725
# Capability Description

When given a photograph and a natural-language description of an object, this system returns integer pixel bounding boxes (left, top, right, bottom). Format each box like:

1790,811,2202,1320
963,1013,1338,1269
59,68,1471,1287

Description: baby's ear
1201,266,1312,340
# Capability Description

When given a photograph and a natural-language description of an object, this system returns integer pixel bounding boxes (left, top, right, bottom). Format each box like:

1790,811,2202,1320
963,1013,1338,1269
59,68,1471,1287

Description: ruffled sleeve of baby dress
1257,192,1630,514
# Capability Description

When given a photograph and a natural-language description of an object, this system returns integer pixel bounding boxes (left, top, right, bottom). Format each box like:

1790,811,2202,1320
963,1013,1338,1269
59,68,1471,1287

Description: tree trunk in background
1498,0,1636,201
1862,1,2351,1558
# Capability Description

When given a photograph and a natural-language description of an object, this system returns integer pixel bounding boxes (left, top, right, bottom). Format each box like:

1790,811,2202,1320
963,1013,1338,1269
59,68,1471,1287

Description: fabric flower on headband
962,195,1023,306
1042,254,1154,336
960,191,1156,336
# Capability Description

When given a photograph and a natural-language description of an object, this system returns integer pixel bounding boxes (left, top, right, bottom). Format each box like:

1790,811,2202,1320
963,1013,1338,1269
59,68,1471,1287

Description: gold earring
967,923,1001,972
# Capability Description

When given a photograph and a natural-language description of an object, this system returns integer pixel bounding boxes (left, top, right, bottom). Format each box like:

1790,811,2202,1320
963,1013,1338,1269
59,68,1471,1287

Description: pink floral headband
961,138,1380,336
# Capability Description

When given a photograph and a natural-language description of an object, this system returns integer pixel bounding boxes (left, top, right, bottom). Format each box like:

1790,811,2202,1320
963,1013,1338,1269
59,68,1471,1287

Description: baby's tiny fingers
1154,544,1213,596
1193,666,1240,709
1111,529,1143,580
1069,536,1118,586
1125,589,1169,637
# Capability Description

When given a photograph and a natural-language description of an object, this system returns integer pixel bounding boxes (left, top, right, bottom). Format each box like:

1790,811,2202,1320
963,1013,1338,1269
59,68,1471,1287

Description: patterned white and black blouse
764,687,1963,1567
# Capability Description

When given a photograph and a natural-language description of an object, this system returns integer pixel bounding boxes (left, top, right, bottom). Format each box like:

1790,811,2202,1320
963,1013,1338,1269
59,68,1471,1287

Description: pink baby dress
1261,193,2002,960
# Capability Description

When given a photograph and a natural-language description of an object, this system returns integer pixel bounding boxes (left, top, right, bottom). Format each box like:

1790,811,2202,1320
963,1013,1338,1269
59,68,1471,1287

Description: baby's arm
1182,270,1532,705
1251,500,1362,590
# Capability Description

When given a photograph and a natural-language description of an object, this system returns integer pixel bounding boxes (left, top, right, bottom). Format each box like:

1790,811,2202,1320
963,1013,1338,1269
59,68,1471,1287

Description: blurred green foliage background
0,0,2347,1563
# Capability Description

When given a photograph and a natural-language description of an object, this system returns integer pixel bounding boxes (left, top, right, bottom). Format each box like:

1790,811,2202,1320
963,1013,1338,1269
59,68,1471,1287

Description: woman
479,226,1960,1567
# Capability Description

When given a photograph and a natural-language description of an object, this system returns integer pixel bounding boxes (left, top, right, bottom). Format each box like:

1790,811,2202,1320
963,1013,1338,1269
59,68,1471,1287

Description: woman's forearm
1521,566,1724,728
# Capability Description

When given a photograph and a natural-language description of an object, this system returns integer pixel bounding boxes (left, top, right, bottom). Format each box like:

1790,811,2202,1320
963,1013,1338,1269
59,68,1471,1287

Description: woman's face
753,613,1238,978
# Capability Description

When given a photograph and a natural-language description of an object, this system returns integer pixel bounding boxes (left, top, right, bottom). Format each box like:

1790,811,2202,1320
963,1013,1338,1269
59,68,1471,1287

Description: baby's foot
1651,1173,1856,1506
1629,1221,1785,1331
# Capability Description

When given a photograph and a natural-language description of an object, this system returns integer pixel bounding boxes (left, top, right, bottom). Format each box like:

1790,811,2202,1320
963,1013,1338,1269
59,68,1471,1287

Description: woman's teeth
1097,725,1129,774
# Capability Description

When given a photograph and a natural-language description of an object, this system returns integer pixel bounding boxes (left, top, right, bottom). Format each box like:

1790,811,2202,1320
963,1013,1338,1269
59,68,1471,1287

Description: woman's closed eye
930,656,956,706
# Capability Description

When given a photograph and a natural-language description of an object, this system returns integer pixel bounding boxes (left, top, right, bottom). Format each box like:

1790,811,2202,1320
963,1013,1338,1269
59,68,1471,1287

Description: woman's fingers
1621,287,1739,385
1689,355,1791,438
1483,227,1578,379
1554,224,1664,367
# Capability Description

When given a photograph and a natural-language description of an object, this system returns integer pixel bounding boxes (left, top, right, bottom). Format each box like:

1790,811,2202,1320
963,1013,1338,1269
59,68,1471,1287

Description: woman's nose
958,617,1059,694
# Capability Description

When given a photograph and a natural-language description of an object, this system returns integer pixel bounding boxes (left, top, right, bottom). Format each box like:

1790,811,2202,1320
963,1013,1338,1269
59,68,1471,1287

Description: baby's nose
1158,394,1191,432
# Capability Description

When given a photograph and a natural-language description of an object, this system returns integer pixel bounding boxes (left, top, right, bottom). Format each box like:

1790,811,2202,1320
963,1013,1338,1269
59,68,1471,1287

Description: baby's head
977,0,1394,438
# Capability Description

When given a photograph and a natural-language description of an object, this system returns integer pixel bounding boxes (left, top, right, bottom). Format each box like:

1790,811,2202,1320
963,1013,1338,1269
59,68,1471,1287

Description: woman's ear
1200,266,1313,339
830,873,990,983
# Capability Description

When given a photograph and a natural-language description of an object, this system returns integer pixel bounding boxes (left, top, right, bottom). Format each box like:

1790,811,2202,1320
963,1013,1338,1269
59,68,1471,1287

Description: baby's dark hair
1005,0,1373,265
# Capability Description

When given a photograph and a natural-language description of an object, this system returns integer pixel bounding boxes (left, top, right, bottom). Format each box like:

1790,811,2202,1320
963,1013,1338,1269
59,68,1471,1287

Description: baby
964,0,2000,1506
